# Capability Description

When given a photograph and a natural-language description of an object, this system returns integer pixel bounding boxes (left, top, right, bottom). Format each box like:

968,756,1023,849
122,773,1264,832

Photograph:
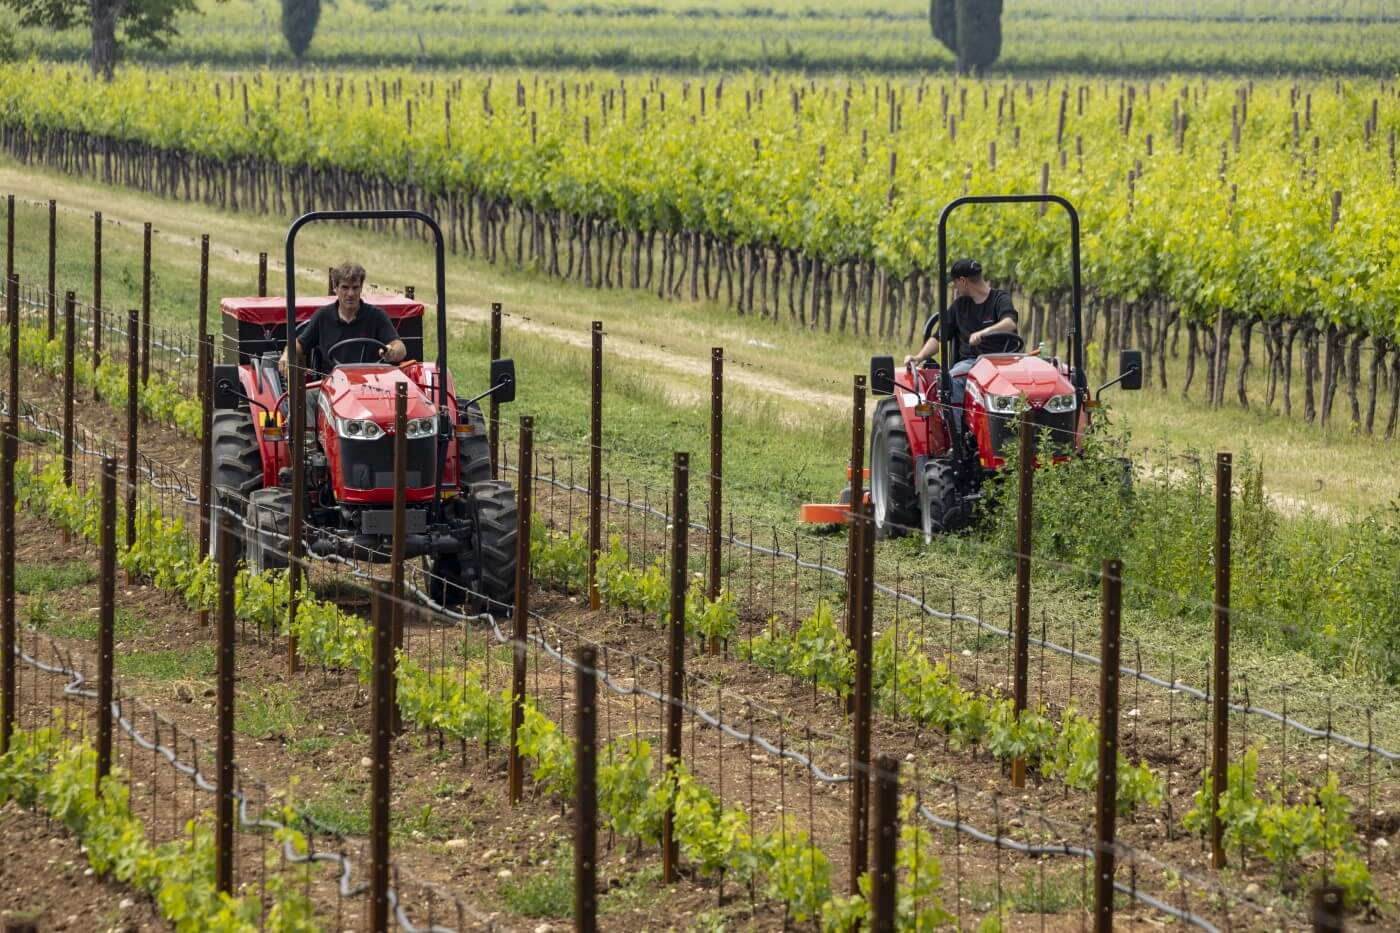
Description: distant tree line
930,0,1003,74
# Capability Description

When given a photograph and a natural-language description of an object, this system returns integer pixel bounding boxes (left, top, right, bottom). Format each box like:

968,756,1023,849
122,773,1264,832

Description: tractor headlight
405,416,438,440
335,418,385,440
1045,393,1077,414
985,393,1021,413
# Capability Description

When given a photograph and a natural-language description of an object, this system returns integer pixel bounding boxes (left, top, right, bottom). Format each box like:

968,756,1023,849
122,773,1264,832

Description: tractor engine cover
962,355,1085,468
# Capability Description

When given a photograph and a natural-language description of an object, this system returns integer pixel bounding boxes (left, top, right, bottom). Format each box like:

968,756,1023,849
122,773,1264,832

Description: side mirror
869,355,896,396
490,357,516,404
1118,349,1143,391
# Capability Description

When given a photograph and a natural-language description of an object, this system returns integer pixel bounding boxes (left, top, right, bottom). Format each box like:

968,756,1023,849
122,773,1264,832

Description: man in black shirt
904,257,1020,432
278,262,407,379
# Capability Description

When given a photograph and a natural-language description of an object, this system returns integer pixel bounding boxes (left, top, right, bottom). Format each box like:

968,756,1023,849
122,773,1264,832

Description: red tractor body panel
889,354,1086,470
318,362,460,505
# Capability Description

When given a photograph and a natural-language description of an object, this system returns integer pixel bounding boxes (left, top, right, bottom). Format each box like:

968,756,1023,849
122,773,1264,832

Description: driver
904,257,1019,432
278,262,407,380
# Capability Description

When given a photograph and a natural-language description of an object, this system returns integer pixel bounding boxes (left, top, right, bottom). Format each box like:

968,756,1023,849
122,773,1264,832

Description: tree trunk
1183,321,1199,398
1387,348,1400,440
89,4,120,82
1365,338,1385,435
1303,327,1319,423
1213,311,1234,407
1235,318,1255,409
1346,332,1364,429
1320,324,1341,428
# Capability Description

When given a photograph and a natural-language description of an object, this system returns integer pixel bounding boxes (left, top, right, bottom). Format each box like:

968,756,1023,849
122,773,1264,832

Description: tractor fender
886,368,953,461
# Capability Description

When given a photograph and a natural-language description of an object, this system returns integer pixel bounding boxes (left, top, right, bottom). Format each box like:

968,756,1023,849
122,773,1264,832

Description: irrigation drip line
912,802,1221,933
10,641,480,933
509,462,1400,763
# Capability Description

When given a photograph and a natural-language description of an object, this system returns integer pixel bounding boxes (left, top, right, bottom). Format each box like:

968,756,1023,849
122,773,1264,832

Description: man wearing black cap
904,258,1020,432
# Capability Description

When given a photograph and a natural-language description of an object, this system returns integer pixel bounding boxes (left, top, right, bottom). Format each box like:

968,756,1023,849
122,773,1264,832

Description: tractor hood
966,355,1074,403
319,365,438,426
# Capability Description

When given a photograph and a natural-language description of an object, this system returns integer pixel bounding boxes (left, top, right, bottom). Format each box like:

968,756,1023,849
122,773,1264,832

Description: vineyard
12,0,1400,74
0,195,1397,929
3,65,1400,443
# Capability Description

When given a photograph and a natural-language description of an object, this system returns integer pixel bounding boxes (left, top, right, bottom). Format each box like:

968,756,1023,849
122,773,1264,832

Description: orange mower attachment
797,466,870,525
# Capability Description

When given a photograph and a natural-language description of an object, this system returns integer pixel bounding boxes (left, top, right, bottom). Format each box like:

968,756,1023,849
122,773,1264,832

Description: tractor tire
209,408,263,563
468,480,518,611
869,399,919,539
245,488,291,573
458,401,492,486
921,459,973,537
431,480,518,612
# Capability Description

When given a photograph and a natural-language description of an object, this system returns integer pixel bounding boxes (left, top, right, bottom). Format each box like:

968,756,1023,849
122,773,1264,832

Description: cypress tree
930,0,958,56
281,0,320,64
930,0,1003,74
955,0,1003,74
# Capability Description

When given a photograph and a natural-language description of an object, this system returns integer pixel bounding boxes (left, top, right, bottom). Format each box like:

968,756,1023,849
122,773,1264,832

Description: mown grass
16,560,97,595
115,644,215,681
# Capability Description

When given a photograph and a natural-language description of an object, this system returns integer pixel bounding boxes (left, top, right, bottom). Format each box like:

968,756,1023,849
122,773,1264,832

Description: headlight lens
336,418,384,440
986,393,1020,413
1045,393,1077,414
405,416,438,439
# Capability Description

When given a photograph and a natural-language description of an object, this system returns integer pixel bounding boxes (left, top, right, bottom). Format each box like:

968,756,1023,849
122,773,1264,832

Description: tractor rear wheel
458,401,492,486
245,488,291,573
209,409,263,562
921,459,973,538
870,399,919,538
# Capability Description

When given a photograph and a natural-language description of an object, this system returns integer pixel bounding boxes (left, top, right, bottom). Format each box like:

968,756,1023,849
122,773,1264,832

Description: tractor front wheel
870,399,919,538
431,480,518,612
921,459,972,539
245,488,291,573
209,408,263,563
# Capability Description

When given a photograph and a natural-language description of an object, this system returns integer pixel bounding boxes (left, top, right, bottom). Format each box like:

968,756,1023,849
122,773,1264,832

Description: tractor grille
340,435,438,490
987,406,1078,459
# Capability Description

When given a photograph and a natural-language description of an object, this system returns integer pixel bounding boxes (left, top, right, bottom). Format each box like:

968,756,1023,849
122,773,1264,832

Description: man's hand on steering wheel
324,337,403,367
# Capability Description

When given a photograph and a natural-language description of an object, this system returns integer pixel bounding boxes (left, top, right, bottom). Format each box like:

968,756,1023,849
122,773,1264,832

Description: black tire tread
871,400,919,538
469,479,518,609
458,401,492,487
246,487,291,573
923,459,972,534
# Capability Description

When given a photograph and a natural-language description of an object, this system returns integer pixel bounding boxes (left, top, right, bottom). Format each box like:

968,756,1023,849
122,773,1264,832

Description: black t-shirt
940,289,1018,362
294,301,399,375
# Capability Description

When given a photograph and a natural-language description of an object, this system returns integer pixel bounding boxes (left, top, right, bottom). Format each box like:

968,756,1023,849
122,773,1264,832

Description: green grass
296,780,370,837
499,844,574,919
23,598,151,641
236,684,308,740
963,869,1087,915
115,644,215,681
285,735,341,756
16,560,96,595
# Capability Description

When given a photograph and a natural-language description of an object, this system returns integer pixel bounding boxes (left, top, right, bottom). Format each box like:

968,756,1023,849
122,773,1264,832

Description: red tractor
208,210,518,608
867,195,1141,540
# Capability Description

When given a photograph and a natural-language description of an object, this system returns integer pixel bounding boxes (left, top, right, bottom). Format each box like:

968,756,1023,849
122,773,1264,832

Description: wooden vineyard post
257,252,268,297
1011,415,1034,788
1310,886,1344,932
390,385,407,736
1094,558,1123,933
197,235,209,365
871,753,900,933
849,497,875,892
62,292,75,491
508,416,534,806
844,373,866,713
92,212,102,397
368,581,393,933
663,451,689,884
489,303,502,479
0,275,15,754
574,645,598,933
47,201,56,340
588,321,602,610
124,309,140,584
141,222,152,386
1211,452,1233,870
707,347,723,653
198,336,213,626
3,195,11,284
96,457,117,789
215,494,238,895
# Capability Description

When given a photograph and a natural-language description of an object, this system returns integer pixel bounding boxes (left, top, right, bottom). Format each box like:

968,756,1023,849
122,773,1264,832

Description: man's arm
904,333,940,367
969,315,1018,347
372,309,407,362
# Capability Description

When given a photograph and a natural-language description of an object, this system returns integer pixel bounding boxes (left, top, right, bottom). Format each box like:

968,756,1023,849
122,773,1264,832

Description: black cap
949,258,982,281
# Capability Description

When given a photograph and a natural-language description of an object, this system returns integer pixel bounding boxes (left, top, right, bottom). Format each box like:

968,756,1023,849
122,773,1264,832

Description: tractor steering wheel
325,337,391,367
977,332,1025,355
